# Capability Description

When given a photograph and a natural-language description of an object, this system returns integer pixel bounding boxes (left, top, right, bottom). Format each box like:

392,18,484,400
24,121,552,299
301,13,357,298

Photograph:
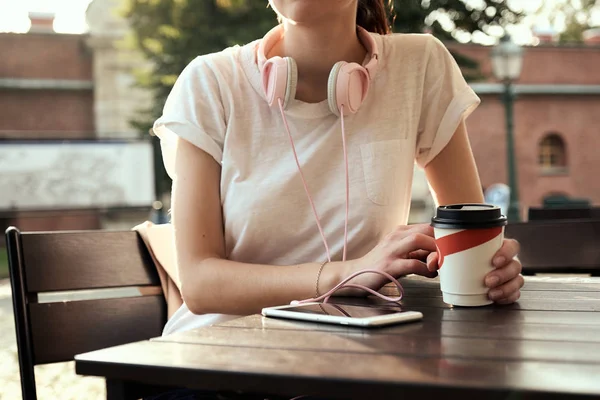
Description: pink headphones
255,26,404,304
257,25,379,117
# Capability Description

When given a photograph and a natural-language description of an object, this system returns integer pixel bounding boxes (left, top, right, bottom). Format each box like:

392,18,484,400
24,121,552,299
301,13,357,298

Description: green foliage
557,0,598,43
122,0,276,132
561,17,590,43
122,0,522,195
532,0,598,43
391,0,521,41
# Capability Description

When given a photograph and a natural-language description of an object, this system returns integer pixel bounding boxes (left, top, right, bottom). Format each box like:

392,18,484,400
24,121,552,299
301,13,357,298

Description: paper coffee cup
431,204,507,307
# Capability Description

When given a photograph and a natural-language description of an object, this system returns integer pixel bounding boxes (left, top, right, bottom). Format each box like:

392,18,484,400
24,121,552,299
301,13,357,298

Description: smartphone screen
281,303,405,318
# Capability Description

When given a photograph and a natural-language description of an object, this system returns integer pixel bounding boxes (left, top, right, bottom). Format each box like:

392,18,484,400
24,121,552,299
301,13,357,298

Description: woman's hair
356,0,393,35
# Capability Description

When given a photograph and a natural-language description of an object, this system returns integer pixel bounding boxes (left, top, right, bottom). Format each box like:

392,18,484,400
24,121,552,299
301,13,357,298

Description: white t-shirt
153,31,480,335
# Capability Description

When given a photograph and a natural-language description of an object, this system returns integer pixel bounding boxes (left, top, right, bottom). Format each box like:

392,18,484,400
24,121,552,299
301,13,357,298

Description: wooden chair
5,226,168,400
505,219,600,276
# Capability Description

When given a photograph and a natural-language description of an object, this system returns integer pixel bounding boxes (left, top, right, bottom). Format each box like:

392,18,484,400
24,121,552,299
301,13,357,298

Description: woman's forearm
425,121,485,206
180,257,346,315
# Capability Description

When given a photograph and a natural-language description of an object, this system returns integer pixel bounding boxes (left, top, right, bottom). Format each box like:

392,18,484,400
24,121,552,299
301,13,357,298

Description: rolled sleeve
415,36,481,168
153,56,226,178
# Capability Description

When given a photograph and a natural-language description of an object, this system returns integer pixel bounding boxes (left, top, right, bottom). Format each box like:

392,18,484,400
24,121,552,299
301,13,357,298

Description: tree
391,0,520,40
554,0,598,43
121,0,522,196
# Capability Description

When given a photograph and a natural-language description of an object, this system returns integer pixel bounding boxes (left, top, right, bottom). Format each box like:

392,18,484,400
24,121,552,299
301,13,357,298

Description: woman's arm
424,120,484,206
171,136,343,315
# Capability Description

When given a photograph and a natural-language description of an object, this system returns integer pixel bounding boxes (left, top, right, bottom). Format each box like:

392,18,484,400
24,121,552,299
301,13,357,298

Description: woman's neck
268,19,367,103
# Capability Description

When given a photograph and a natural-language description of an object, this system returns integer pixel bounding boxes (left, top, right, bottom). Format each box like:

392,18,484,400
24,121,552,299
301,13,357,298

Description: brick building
446,37,600,218
0,10,153,233
0,13,100,231
0,19,94,138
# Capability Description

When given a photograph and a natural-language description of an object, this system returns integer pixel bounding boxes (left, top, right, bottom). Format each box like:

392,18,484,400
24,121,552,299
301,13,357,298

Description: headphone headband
258,25,379,116
257,25,379,78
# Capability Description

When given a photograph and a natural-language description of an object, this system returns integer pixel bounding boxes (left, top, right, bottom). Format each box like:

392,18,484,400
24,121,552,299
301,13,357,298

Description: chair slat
30,295,166,365
528,207,600,221
506,220,600,274
22,231,160,292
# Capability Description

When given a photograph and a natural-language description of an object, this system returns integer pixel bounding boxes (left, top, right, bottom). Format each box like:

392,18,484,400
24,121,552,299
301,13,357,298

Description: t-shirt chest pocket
360,139,410,206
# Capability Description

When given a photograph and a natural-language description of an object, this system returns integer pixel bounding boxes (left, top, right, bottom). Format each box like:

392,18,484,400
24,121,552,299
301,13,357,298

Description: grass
0,247,8,279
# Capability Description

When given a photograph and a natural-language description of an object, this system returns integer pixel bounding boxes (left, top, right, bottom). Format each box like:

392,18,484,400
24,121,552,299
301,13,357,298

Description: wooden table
75,276,600,399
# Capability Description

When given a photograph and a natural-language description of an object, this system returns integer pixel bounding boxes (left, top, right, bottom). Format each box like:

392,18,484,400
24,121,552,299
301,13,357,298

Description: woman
154,0,523,338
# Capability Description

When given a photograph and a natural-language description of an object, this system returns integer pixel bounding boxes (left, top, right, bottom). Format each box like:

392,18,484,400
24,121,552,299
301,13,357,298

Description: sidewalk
0,280,105,399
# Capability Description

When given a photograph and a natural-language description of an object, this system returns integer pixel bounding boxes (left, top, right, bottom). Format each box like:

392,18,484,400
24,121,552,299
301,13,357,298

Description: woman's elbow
181,285,206,315
179,259,218,315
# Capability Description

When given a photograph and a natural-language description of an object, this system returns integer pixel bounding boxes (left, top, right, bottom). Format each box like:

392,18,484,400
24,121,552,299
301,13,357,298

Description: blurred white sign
484,183,510,217
0,141,155,210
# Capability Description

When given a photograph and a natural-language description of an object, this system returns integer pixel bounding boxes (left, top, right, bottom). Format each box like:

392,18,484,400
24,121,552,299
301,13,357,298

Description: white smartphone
261,302,423,328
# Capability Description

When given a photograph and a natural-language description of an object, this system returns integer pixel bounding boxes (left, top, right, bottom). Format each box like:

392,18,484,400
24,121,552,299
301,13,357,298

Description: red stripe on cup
435,227,503,268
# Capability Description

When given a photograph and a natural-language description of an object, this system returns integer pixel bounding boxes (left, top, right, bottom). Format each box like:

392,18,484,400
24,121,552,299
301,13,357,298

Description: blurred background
0,0,599,397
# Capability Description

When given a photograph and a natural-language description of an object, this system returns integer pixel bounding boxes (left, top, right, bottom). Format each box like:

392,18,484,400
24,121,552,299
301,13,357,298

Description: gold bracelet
315,261,329,297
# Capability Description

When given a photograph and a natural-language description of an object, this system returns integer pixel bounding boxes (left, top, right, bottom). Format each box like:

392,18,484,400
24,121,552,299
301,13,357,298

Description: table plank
350,295,600,312
211,315,600,343
399,276,600,292
153,325,600,364
328,293,600,312
75,340,600,399
359,279,600,312
395,287,600,300
218,307,600,328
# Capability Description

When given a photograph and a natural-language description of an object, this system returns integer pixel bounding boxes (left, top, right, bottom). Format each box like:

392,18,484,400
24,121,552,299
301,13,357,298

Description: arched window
538,134,567,170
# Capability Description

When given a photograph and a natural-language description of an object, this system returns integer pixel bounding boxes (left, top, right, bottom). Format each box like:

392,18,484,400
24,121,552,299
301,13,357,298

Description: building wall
0,29,99,231
449,43,600,85
0,90,95,136
0,32,92,80
447,42,600,216
468,95,600,211
0,32,95,139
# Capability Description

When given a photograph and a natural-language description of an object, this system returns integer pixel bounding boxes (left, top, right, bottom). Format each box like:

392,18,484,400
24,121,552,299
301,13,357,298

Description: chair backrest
527,207,600,221
5,226,167,400
505,219,600,275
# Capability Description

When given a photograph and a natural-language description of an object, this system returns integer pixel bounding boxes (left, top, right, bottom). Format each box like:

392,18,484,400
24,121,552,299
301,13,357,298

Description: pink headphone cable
277,99,404,304
292,268,404,304
278,98,332,262
340,104,349,262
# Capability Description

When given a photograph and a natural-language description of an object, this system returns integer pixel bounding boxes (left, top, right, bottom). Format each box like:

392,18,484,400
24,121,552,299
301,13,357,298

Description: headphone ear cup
328,61,370,117
327,61,346,117
262,56,297,109
285,57,298,109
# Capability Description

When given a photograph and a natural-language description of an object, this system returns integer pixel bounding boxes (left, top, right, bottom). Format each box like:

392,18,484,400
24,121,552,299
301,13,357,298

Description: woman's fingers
488,274,524,302
392,233,437,257
485,259,523,288
389,258,438,279
426,252,439,271
407,250,432,261
492,238,520,268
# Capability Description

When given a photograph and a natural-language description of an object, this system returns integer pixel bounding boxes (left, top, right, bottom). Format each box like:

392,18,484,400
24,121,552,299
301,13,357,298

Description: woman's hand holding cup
485,238,524,304
430,204,523,306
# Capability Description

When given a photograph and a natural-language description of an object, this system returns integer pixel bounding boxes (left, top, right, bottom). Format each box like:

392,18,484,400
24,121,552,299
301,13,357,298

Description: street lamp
491,34,524,222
